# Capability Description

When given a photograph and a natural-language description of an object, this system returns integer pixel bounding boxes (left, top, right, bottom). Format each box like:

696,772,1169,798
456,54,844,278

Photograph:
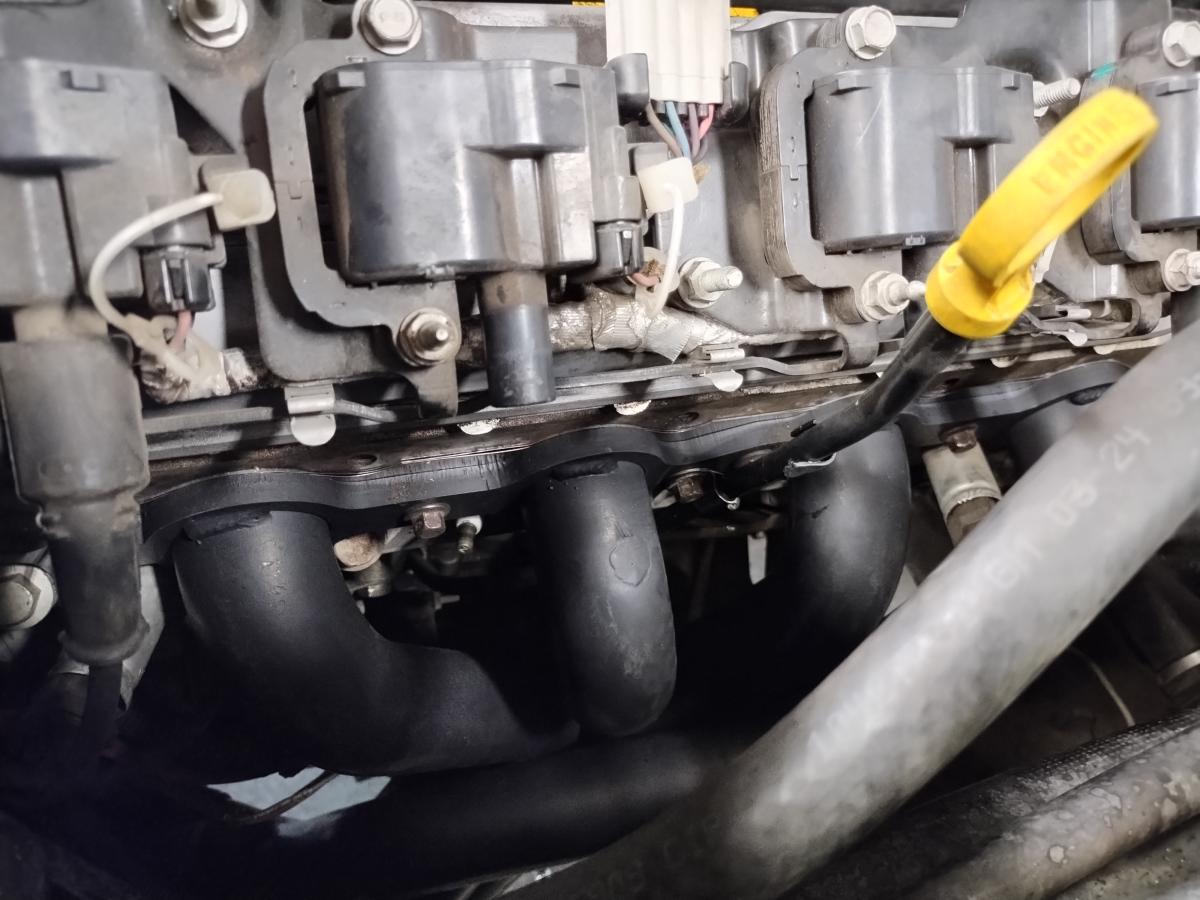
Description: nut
179,0,248,49
1163,20,1200,68
678,257,744,309
856,271,920,323
359,0,422,54
397,308,460,366
1162,249,1200,292
845,6,897,60
408,503,449,540
942,426,978,453
671,472,706,504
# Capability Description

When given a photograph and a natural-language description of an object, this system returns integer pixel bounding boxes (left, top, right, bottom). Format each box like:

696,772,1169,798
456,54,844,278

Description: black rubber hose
79,664,123,757
1110,560,1200,697
789,708,1200,899
480,271,556,407
909,719,1200,900
46,501,147,668
526,460,677,737
509,309,1200,900
173,510,577,775
247,712,1200,900
239,731,743,897
723,312,965,495
0,339,149,668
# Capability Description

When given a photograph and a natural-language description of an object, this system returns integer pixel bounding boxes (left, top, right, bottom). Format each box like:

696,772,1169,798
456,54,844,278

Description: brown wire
643,102,682,158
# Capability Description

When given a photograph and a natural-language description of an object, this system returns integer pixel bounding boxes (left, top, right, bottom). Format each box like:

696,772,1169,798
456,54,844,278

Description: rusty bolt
672,472,706,504
333,533,384,572
408,503,449,540
942,426,978,453
456,519,479,555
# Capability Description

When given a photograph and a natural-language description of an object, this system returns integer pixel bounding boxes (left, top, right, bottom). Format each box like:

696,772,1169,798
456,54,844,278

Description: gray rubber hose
789,708,1200,900
909,719,1200,900
510,323,1200,900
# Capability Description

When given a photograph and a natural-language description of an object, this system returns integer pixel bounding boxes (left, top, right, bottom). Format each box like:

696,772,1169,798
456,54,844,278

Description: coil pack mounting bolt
357,0,423,55
845,6,897,60
1163,20,1200,67
397,308,460,367
1162,249,1200,293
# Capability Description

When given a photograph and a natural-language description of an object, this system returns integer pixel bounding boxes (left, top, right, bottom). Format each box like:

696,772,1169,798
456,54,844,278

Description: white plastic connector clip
201,165,277,231
637,157,698,215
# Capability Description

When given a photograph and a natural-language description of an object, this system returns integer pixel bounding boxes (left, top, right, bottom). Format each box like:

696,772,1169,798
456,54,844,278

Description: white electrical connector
637,159,697,316
605,0,731,104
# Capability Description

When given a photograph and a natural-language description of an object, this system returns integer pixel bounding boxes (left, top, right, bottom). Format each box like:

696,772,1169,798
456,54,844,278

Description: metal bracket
783,454,837,479
700,369,745,392
1018,310,1090,347
285,383,338,447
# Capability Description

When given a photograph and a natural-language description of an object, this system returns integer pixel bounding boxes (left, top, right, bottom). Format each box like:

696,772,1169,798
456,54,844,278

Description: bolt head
0,576,36,628
0,566,53,630
1163,20,1200,67
409,505,448,540
942,427,978,453
672,474,706,504
361,0,421,52
180,0,247,48
846,6,897,60
333,533,384,572
1163,248,1200,292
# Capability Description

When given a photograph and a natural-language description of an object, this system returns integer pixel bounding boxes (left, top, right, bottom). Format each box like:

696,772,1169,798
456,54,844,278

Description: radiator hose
509,305,1200,900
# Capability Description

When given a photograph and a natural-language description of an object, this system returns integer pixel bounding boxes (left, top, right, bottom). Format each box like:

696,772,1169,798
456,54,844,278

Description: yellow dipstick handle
925,88,1158,340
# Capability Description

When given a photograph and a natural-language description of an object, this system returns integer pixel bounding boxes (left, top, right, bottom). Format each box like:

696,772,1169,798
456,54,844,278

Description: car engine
2,0,1200,897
